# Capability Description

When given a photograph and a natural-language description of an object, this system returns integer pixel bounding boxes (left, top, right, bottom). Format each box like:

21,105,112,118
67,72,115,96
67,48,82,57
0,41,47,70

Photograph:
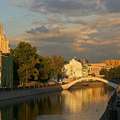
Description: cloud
11,0,106,17
105,0,120,12
11,24,97,52
10,11,120,60
10,0,120,61
11,0,120,17
27,25,49,34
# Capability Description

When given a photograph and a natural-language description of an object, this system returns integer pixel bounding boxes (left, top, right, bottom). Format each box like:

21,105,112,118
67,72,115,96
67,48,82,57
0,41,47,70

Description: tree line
100,66,120,82
10,42,65,87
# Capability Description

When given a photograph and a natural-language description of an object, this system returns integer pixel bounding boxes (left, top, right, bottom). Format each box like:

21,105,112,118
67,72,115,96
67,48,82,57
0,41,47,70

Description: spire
0,22,10,54
0,22,3,34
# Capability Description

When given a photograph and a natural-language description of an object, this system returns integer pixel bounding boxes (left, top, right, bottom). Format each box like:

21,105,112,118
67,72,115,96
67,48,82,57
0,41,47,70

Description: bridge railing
61,76,118,90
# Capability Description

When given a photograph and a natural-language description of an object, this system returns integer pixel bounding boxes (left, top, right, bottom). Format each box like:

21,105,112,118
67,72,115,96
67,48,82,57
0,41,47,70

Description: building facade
104,60,120,68
64,58,120,79
63,58,89,79
0,54,13,88
89,63,106,77
89,60,120,77
64,59,83,79
0,23,13,88
0,52,2,85
0,23,9,54
82,63,90,77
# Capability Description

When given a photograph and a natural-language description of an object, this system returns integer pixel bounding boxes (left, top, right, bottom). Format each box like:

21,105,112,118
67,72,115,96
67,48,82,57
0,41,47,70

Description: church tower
0,23,10,54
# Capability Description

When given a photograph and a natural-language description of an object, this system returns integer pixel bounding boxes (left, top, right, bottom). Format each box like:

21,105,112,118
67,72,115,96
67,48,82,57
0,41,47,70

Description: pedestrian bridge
61,76,118,90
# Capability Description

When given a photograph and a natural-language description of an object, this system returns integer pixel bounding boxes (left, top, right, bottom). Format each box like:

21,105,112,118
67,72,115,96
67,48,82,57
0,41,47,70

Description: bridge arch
62,76,118,90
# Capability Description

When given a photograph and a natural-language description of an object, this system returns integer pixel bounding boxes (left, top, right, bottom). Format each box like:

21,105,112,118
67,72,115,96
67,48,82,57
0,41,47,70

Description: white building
64,59,83,79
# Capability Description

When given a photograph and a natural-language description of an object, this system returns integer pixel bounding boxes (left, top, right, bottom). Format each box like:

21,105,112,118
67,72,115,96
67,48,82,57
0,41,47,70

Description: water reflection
62,87,110,113
0,83,113,120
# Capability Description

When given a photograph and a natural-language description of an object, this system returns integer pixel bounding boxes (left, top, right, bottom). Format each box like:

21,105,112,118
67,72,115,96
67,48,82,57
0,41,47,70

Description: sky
0,0,120,62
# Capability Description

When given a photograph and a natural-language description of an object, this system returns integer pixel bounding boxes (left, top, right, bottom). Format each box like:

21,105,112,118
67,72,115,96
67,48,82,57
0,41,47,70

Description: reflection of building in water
0,86,111,120
1,107,14,120
62,85,109,113
0,94,62,120
0,111,1,120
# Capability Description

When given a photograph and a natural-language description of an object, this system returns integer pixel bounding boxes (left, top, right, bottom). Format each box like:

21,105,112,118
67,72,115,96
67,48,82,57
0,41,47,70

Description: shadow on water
0,92,63,120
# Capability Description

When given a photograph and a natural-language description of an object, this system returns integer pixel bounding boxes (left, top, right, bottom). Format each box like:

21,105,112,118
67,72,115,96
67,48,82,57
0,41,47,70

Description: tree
11,42,39,85
35,56,64,82
11,42,65,85
11,42,38,65
49,56,64,81
35,57,52,83
100,66,120,81
100,68,109,79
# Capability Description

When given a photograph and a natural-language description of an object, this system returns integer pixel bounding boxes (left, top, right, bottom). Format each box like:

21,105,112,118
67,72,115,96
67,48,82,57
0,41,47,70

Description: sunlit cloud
8,0,120,61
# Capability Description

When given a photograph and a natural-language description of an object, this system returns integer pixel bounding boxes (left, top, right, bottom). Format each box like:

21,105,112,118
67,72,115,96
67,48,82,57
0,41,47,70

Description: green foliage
35,56,64,82
49,56,64,80
11,42,39,85
100,66,120,80
11,42,37,65
35,57,51,82
12,61,19,87
11,42,65,86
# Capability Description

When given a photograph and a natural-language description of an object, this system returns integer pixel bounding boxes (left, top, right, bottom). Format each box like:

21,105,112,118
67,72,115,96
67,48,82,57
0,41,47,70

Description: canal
0,82,114,120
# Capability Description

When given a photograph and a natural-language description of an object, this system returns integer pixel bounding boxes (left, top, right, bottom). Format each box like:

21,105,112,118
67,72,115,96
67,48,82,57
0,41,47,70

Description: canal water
0,83,114,120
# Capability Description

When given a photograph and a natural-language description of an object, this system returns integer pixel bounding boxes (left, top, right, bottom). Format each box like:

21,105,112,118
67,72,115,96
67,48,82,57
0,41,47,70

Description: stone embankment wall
0,86,62,101
100,89,120,120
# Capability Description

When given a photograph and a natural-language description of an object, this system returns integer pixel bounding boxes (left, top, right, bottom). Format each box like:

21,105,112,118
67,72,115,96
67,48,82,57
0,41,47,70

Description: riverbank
100,87,120,120
0,83,111,120
0,81,112,102
0,86,62,101
0,82,90,102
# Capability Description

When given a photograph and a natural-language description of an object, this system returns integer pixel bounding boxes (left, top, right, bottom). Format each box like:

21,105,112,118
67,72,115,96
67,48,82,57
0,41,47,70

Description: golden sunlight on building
64,59,83,79
89,60,120,77
104,60,120,68
0,23,10,54
89,63,106,77
0,23,13,88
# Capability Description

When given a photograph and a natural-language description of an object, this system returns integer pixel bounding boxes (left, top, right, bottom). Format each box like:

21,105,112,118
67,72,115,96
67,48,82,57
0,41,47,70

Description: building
89,60,120,77
0,23,13,88
0,52,2,85
89,63,106,77
0,23,9,54
81,58,90,77
63,58,89,79
0,53,13,88
64,58,120,79
64,59,83,79
82,63,90,77
104,60,120,68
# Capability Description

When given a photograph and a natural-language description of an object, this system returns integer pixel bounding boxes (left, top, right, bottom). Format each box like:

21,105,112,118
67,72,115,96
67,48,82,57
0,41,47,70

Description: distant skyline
0,0,120,62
